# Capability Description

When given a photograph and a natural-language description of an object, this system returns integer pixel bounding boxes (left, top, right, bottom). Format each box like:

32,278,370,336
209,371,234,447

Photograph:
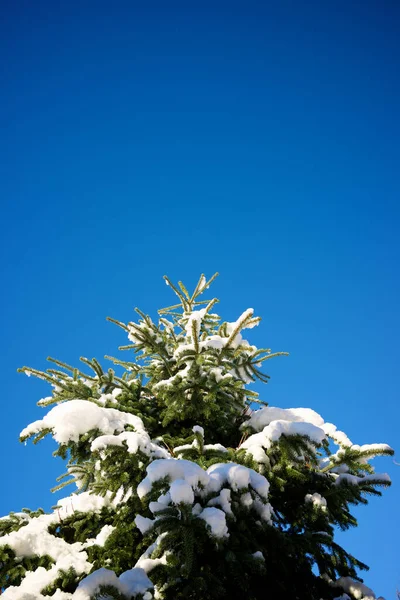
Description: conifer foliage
0,274,393,599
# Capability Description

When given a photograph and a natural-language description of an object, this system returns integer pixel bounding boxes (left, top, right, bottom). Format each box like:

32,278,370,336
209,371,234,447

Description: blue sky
1,1,399,596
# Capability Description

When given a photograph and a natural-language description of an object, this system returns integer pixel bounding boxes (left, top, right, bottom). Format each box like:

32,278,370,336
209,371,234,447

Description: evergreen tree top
0,274,394,600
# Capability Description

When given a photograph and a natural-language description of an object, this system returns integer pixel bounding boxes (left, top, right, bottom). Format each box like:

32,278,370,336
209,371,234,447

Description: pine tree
0,274,393,600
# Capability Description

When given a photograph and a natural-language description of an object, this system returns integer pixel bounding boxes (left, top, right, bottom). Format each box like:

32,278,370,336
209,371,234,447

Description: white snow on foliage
182,307,257,350
20,400,146,444
174,425,228,456
138,459,270,503
204,443,229,453
149,306,261,393
135,515,155,535
137,459,209,499
331,576,383,600
1,512,88,563
245,406,325,431
72,566,154,600
184,309,206,338
198,507,229,538
84,524,115,547
305,493,327,511
245,405,353,449
241,406,392,493
244,406,393,457
223,309,255,348
169,479,195,504
321,422,353,448
91,430,169,459
96,387,123,406
333,472,391,486
207,463,270,500
240,420,326,464
56,490,118,517
350,443,393,454
0,490,125,600
209,366,234,382
136,459,272,539
207,488,233,515
192,425,204,436
2,562,87,599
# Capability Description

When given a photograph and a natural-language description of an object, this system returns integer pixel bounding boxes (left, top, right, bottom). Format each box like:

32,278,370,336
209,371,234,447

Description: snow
241,420,326,463
201,335,225,350
21,400,147,444
0,489,128,599
207,463,270,500
174,434,228,457
321,423,352,447
240,492,253,508
96,388,123,406
137,459,209,499
138,460,270,504
198,507,229,539
148,501,167,514
135,459,272,545
333,576,378,600
74,564,156,598
253,498,273,523
351,443,393,455
305,493,327,511
119,567,154,596
243,443,270,465
207,488,233,515
135,515,155,534
0,534,91,598
192,503,203,516
153,365,193,391
204,443,228,453
193,425,204,436
245,406,325,432
209,367,233,382
132,535,168,580
173,443,194,454
73,568,123,599
135,555,167,573
225,309,256,348
73,565,154,599
208,463,250,492
184,309,206,338
37,396,53,406
0,512,89,565
56,491,118,517
91,430,169,459
171,307,259,360
0,512,30,522
85,525,115,547
243,408,391,496
246,408,382,462
169,479,195,505
127,321,159,346
3,562,81,599
333,472,391,486
156,491,171,505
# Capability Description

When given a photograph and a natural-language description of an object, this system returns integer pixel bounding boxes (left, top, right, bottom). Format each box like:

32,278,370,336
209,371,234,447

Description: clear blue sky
1,1,399,596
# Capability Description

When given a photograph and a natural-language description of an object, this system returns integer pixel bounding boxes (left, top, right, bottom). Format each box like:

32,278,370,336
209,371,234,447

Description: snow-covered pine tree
0,274,393,600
